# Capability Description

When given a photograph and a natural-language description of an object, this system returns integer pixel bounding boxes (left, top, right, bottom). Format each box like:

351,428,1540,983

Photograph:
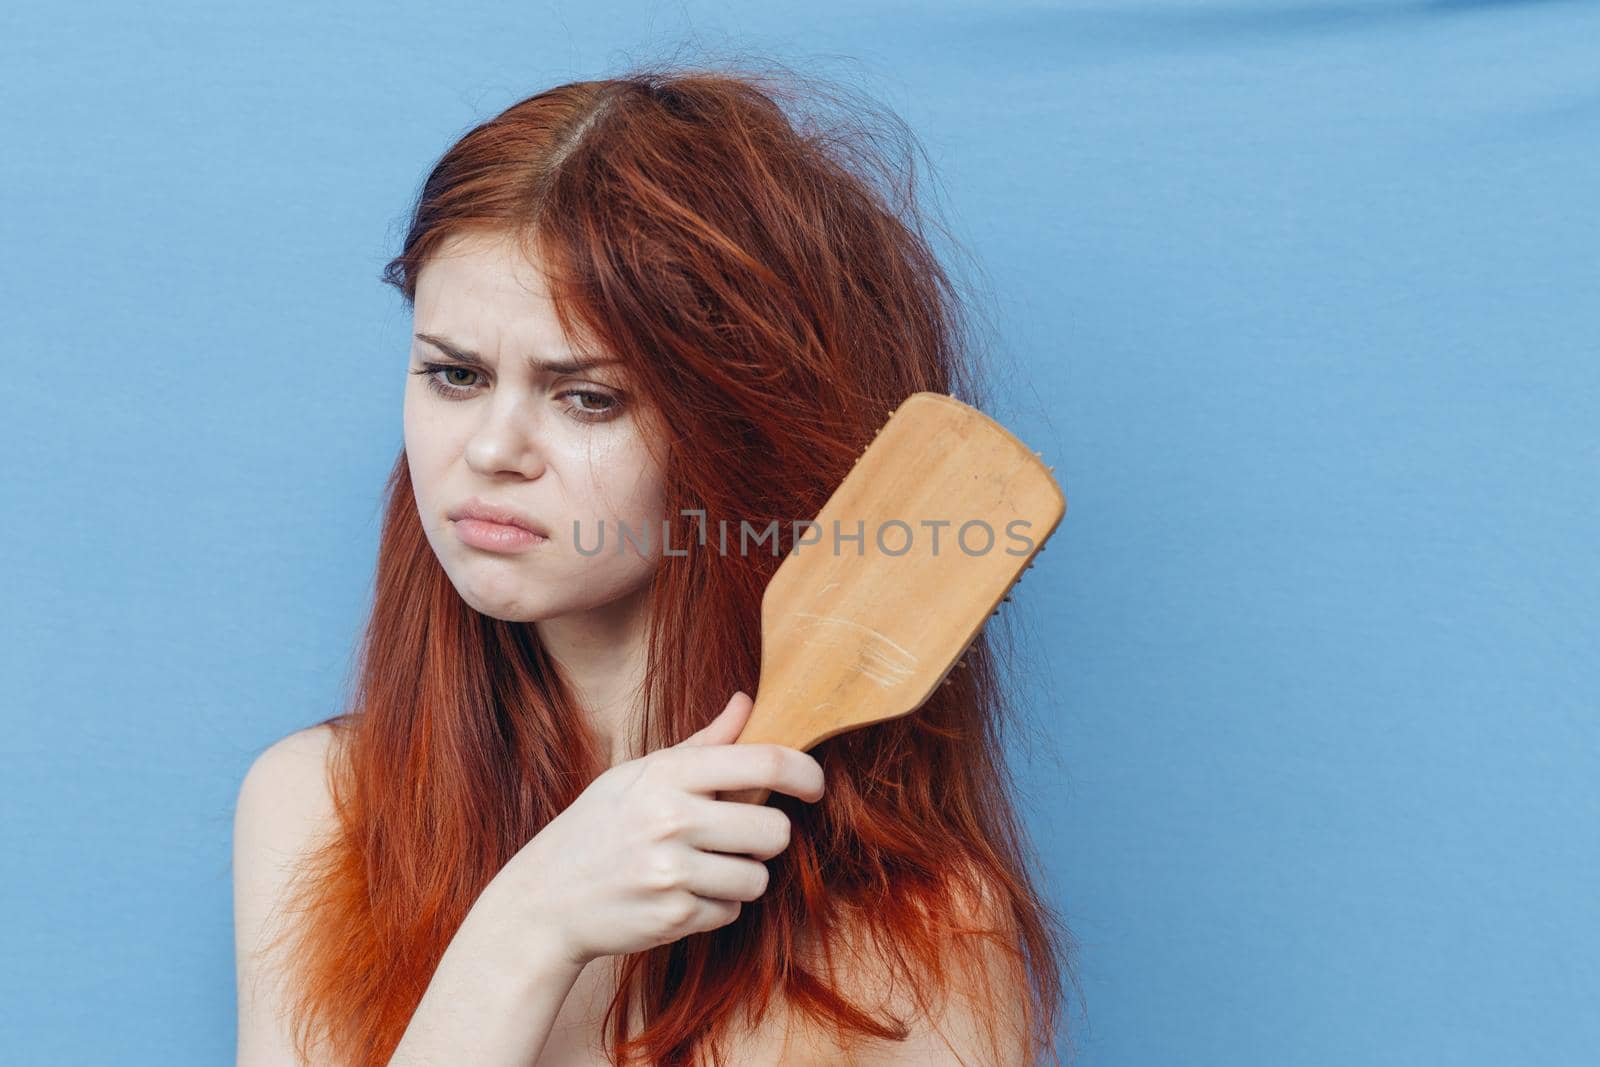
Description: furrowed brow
414,332,618,375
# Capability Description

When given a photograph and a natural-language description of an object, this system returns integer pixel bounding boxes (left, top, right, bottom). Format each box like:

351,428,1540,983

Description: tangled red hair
264,56,1082,1066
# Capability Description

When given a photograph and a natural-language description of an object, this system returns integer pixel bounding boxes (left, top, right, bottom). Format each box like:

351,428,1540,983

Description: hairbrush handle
712,391,1066,808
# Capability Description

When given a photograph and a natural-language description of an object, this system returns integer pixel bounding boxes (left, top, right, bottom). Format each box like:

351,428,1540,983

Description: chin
455,589,558,623
449,570,632,623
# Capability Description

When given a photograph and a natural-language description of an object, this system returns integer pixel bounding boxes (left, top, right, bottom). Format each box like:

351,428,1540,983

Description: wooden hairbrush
721,391,1066,806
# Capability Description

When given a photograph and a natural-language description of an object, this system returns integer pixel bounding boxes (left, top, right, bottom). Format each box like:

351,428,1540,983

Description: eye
410,362,625,423
411,362,480,398
560,389,623,422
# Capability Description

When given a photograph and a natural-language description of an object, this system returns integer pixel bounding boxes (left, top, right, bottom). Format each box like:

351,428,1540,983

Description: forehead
417,229,543,296
412,231,574,349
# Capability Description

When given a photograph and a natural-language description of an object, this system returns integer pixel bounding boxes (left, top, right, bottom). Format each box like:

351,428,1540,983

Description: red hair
266,58,1081,1066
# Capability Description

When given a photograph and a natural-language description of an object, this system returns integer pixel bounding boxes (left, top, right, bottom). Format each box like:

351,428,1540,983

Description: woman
233,61,1079,1066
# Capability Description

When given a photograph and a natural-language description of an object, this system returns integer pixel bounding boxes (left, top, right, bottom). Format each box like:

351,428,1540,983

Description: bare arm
233,726,584,1066
385,870,584,1066
234,726,340,1066
237,692,821,1065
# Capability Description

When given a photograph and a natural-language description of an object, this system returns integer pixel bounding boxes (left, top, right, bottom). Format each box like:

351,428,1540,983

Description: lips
447,497,552,537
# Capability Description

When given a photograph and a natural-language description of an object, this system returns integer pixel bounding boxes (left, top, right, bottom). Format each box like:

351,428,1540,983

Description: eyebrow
414,332,620,375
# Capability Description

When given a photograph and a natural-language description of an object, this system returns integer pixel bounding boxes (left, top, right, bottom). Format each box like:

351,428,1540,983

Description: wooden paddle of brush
719,391,1066,806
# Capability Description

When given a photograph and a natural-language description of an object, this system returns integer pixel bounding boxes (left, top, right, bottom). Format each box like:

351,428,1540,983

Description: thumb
678,690,754,748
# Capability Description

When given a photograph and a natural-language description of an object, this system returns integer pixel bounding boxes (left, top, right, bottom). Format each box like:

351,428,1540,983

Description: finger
655,743,824,801
676,691,754,748
683,894,743,936
718,785,774,808
682,850,771,902
677,794,792,858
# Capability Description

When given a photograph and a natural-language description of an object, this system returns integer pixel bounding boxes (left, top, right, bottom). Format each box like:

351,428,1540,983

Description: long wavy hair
266,58,1081,1066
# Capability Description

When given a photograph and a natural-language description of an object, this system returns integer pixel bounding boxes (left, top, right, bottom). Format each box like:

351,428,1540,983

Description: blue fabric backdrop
3,2,1595,1063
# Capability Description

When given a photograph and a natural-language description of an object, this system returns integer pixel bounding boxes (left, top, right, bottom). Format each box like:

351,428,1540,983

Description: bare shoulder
233,723,343,1066
242,721,339,790
235,724,341,855
234,722,342,923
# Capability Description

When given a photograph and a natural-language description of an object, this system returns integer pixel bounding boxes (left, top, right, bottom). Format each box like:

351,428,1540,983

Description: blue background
3,2,1596,1063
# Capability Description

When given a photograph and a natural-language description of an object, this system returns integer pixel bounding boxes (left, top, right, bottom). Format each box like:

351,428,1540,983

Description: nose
463,390,549,480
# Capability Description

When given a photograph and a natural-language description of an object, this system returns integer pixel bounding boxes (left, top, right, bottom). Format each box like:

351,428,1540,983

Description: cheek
567,440,668,529
402,392,457,489
401,388,429,461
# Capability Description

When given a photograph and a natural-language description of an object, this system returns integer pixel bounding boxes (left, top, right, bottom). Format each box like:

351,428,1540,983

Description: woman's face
403,230,669,622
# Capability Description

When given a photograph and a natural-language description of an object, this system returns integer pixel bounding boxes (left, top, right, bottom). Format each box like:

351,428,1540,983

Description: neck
533,578,654,768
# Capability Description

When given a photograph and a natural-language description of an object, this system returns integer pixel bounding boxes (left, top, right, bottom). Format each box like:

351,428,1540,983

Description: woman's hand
494,691,825,972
